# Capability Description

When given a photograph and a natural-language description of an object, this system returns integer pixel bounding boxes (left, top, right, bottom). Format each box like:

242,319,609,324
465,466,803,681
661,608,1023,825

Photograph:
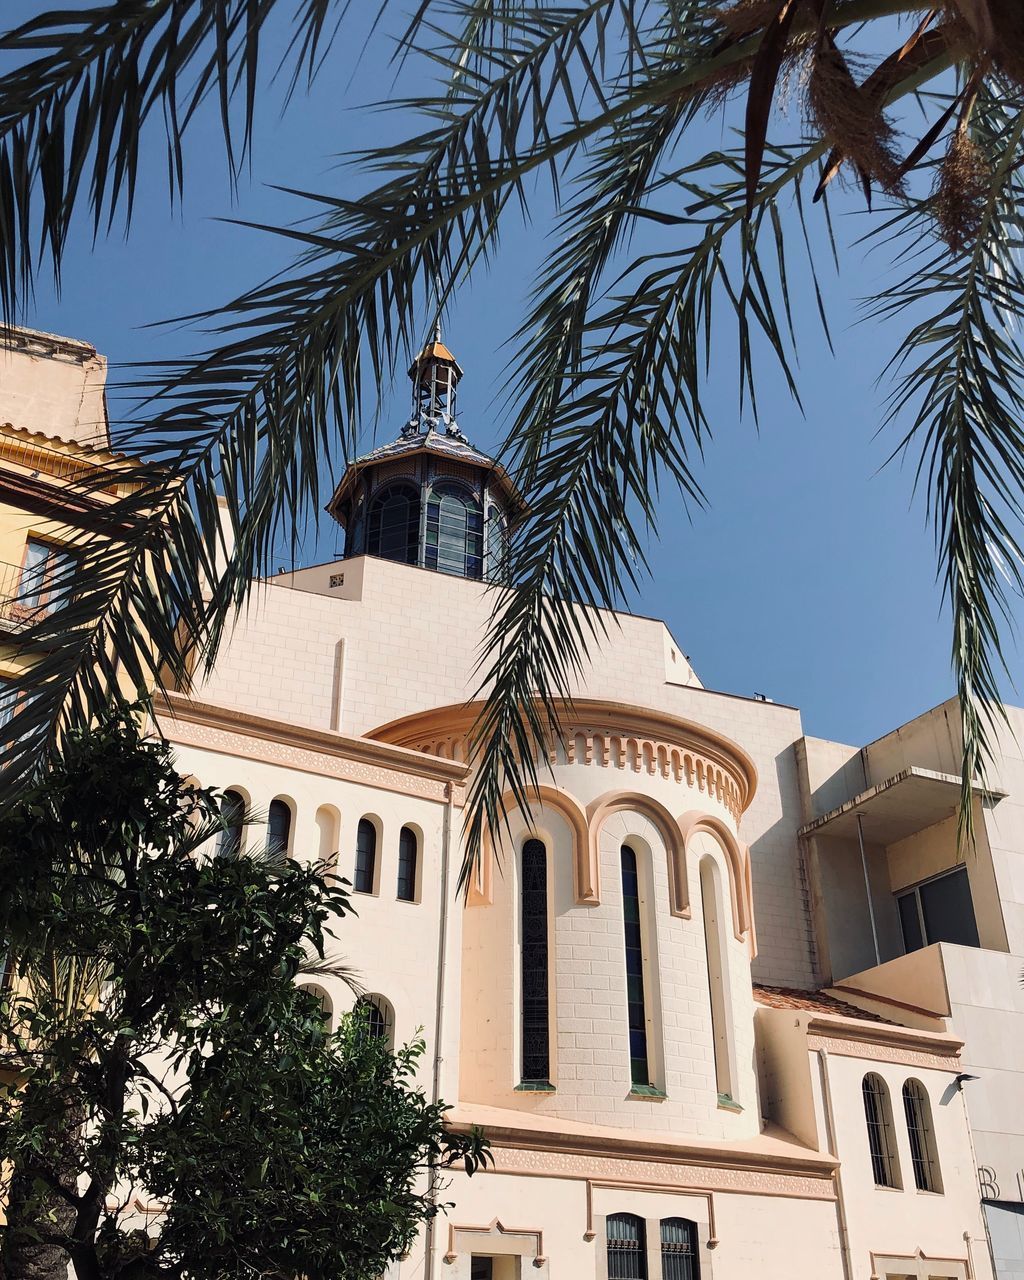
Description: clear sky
18,3,1022,750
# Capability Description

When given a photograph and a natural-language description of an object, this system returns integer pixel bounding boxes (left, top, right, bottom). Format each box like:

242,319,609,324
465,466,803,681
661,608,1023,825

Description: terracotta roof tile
753,984,895,1024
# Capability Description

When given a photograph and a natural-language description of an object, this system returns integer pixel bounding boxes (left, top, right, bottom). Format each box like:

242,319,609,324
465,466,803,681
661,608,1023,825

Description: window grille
620,845,650,1087
520,839,550,1082
424,483,483,578
606,1213,647,1280
367,483,420,564
862,1073,901,1188
903,1079,942,1192
660,1218,700,1280
355,818,377,894
356,994,392,1045
16,538,78,616
267,798,291,859
216,789,245,858
397,826,418,901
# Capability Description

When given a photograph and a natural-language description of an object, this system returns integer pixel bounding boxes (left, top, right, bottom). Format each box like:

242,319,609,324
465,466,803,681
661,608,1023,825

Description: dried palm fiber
806,35,904,195
947,0,1024,88
714,0,789,37
933,123,990,253
698,54,757,111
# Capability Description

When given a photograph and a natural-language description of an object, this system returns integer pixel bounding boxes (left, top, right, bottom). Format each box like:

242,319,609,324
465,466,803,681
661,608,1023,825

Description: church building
2,328,1024,1280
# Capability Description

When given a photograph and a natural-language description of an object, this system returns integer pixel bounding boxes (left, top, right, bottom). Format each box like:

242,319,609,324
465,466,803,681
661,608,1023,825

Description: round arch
677,811,755,953
473,785,593,908
586,791,690,918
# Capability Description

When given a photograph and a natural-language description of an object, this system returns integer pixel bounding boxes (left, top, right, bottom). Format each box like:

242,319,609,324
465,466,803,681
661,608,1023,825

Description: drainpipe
424,780,455,1280
817,1048,855,1280
856,814,881,967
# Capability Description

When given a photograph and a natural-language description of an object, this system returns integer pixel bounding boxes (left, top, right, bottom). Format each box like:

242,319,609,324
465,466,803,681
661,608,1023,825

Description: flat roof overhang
798,767,1006,844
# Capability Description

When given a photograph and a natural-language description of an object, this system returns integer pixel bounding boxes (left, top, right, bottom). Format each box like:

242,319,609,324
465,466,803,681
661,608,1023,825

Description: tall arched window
216,789,245,858
699,856,736,1102
424,482,483,578
486,505,509,582
862,1073,901,1188
356,994,394,1048
606,1212,647,1280
397,825,418,901
355,818,377,894
267,798,292,859
620,845,651,1088
298,983,333,1030
903,1079,942,1192
367,483,420,564
661,1218,700,1280
520,839,550,1083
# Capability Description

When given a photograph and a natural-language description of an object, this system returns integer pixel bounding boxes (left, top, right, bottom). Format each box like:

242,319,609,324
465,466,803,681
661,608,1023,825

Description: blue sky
19,4,1021,749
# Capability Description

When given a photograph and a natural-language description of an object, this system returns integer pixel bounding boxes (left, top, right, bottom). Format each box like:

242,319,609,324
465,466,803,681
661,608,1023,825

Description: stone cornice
371,697,757,818
805,1015,962,1068
157,692,469,805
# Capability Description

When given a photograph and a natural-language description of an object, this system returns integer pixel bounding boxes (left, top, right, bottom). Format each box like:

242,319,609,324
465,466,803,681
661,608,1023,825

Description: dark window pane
919,866,980,948
357,994,390,1043
355,818,377,894
661,1218,700,1280
267,799,291,858
897,891,925,954
216,789,245,858
607,1212,647,1280
521,839,550,1082
397,826,417,901
620,845,650,1088
862,1073,899,1188
903,1079,941,1192
367,484,420,565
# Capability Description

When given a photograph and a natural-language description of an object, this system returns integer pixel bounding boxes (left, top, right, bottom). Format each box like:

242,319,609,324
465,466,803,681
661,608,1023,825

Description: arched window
520,839,550,1083
661,1218,700,1280
620,845,651,1088
862,1073,901,1188
397,825,418,901
356,994,394,1048
355,818,377,893
267,798,292,859
298,983,333,1030
486,504,509,582
424,482,483,578
903,1079,942,1192
367,483,421,564
700,856,736,1102
216,789,245,858
606,1212,647,1280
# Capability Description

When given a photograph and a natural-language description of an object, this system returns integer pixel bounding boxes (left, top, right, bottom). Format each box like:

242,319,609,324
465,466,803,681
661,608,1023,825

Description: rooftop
753,984,894,1024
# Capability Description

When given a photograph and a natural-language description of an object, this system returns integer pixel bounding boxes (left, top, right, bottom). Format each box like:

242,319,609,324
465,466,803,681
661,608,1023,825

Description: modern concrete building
2,329,1022,1280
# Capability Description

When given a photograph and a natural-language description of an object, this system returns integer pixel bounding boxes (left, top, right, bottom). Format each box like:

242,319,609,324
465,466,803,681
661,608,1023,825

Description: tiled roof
354,427,493,469
753,984,895,1024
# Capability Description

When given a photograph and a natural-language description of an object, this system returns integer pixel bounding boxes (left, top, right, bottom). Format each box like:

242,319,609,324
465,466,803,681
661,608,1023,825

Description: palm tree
1,1,1022,881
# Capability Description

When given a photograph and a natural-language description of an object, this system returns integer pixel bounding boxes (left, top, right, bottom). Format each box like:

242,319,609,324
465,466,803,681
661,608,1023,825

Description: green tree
1,2,1022,872
0,711,487,1280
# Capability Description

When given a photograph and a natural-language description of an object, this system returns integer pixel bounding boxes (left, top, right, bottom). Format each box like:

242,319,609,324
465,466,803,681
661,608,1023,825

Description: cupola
326,330,523,582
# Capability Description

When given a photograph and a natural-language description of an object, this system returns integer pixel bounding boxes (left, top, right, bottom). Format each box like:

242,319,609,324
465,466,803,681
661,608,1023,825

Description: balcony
0,559,67,632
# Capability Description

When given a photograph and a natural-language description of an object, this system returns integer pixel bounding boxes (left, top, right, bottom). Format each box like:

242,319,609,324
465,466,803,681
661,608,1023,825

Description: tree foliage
0,711,487,1280
0,2,1022,879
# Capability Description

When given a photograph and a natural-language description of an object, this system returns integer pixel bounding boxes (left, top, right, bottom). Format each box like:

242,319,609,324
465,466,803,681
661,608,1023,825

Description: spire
403,319,467,442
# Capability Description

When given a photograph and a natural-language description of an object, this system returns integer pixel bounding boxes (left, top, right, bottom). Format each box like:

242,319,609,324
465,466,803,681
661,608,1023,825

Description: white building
3,329,1022,1280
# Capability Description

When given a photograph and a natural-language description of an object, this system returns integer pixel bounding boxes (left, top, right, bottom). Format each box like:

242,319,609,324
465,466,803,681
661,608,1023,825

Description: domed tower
326,330,523,581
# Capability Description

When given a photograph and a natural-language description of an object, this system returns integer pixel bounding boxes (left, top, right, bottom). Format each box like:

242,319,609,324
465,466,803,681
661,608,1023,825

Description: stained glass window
521,839,550,1083
660,1218,700,1280
367,484,420,564
620,845,650,1087
424,483,483,578
863,1073,901,1188
607,1212,647,1280
355,818,376,894
397,825,418,901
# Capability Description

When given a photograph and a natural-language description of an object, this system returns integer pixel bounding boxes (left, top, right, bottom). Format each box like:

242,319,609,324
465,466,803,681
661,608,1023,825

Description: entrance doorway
470,1259,520,1280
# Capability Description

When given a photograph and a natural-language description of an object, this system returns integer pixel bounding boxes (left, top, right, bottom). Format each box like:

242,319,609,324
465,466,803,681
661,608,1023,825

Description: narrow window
661,1218,700,1280
606,1212,647,1280
486,505,509,582
355,818,377,894
700,856,735,1102
356,994,393,1047
520,839,550,1083
620,845,650,1088
216,789,245,858
0,680,18,728
903,1079,942,1192
17,538,78,616
315,805,340,875
397,825,418,901
863,1073,901,1188
299,983,333,1029
424,483,483,578
367,484,420,565
267,798,291,859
